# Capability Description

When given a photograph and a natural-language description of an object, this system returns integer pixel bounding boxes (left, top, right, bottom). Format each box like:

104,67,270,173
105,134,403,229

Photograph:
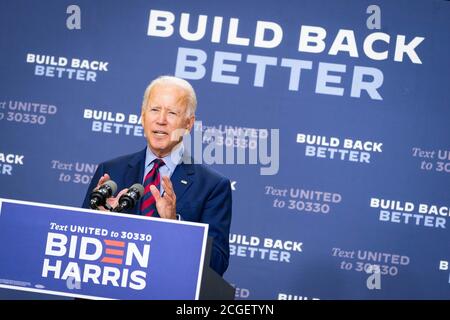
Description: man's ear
186,115,195,133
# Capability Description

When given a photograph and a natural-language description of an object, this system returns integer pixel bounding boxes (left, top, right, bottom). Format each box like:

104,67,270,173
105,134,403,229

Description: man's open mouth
152,130,168,136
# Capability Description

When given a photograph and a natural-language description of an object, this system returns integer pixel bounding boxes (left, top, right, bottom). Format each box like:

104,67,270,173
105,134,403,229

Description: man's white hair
141,75,197,117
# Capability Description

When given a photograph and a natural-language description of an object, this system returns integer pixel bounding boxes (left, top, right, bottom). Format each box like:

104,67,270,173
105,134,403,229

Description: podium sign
0,198,209,300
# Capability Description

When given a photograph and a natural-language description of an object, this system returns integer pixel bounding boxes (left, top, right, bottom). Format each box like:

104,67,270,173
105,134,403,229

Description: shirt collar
145,142,184,173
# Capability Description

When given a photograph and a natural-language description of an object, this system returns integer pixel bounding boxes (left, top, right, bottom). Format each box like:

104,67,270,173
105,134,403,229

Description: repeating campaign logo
369,197,448,229
229,233,303,263
43,222,151,290
264,184,342,215
0,100,57,126
332,246,411,290
198,122,267,151
411,147,450,175
26,53,109,82
50,159,97,185
83,108,144,137
277,292,319,300
229,283,251,299
0,152,25,176
296,133,383,164
193,121,279,175
148,8,425,100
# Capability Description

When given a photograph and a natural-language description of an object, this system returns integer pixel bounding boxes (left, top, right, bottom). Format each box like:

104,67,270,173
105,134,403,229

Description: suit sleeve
81,163,105,209
201,177,232,276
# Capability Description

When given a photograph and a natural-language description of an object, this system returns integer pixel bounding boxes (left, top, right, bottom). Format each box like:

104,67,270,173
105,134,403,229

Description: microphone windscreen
104,179,118,195
130,183,145,198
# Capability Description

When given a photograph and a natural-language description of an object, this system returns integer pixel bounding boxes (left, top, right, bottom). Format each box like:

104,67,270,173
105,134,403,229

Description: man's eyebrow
150,105,180,111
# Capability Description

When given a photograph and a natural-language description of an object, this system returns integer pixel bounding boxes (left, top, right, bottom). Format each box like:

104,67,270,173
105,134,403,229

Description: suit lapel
171,160,195,204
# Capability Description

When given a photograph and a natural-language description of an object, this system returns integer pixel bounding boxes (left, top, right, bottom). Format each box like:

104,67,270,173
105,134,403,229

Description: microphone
89,180,118,209
113,183,145,213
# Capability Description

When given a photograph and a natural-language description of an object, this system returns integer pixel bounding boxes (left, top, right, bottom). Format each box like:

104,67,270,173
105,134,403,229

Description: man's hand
150,176,177,219
94,173,128,211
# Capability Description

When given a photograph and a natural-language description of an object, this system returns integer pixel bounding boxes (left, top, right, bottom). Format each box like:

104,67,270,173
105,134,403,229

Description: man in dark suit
82,76,232,276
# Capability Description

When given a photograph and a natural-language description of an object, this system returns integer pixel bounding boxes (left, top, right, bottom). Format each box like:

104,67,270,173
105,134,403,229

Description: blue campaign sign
0,198,209,300
1,0,450,299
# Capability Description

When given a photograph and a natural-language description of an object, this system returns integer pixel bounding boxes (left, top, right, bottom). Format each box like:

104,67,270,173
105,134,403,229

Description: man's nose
156,110,168,124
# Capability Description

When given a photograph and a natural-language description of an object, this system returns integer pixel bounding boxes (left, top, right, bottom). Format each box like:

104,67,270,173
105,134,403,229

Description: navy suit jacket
82,148,232,276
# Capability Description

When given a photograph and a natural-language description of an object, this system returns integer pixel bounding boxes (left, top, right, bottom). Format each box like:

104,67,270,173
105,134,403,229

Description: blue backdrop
1,0,449,299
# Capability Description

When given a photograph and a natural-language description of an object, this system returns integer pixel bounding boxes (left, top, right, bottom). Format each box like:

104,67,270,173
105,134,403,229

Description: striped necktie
140,158,165,217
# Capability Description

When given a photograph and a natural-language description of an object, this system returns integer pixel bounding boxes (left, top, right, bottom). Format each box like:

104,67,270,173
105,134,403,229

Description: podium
0,198,234,300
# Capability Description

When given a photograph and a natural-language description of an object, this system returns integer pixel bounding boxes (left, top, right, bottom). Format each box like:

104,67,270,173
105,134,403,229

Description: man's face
142,84,195,158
